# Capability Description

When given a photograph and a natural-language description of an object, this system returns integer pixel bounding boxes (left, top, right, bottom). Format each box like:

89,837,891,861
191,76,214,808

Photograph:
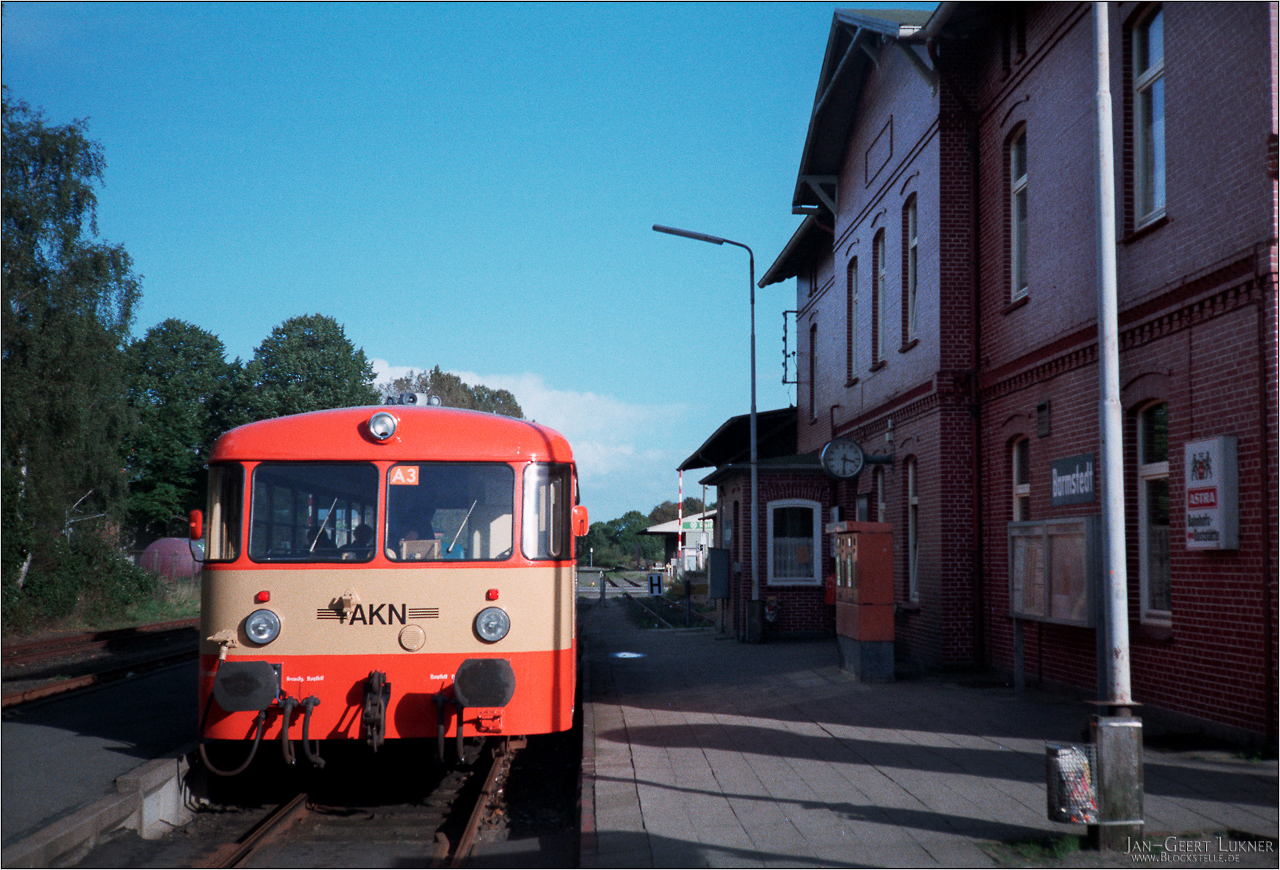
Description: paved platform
578,598,1278,868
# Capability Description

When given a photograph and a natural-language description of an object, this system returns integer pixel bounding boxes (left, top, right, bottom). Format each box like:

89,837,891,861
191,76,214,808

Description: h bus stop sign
647,573,663,596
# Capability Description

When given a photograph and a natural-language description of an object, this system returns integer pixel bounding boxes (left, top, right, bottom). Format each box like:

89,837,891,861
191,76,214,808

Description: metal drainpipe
928,36,986,667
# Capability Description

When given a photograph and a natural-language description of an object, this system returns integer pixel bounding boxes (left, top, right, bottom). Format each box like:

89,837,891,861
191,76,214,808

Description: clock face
821,438,864,479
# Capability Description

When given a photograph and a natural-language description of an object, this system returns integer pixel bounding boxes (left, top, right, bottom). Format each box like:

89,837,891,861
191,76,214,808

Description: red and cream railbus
190,397,586,773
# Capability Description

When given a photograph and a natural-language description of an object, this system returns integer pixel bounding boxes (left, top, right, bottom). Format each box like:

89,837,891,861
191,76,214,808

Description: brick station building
684,3,1277,742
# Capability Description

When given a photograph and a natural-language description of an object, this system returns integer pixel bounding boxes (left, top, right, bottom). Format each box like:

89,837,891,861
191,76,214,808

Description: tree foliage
380,366,522,418
2,89,141,609
578,498,709,568
647,498,706,526
124,319,238,542
240,313,380,422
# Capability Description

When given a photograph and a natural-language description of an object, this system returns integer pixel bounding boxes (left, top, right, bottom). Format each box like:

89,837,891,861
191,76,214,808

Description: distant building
641,510,717,572
683,3,1277,742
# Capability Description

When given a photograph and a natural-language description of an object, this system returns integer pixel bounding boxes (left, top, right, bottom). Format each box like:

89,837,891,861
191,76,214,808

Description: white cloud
370,360,697,519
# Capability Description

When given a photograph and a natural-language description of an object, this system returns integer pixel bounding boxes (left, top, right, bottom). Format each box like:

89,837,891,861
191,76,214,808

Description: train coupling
361,670,391,751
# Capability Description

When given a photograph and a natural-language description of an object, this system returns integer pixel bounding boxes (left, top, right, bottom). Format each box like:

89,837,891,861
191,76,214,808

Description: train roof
208,405,575,464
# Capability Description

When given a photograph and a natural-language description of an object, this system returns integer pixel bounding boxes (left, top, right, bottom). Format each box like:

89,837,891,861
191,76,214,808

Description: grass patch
987,834,1084,865
4,576,200,640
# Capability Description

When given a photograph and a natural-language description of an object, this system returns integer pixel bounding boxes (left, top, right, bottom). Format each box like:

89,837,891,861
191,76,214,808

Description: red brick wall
761,1,1276,735
971,3,1278,737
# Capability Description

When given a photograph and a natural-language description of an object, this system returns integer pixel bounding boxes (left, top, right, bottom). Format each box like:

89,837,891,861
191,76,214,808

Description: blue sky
3,2,933,523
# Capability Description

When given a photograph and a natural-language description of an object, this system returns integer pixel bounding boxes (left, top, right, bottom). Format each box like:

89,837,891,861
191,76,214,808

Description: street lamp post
653,224,763,641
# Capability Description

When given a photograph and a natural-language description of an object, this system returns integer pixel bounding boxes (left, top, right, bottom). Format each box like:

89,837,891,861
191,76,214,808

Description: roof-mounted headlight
369,411,398,442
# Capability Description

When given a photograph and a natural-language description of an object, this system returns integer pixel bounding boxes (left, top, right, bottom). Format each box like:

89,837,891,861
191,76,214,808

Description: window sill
1003,295,1030,316
896,600,921,613
870,360,887,373
1134,620,1172,642
898,338,919,354
1122,212,1169,245
844,377,860,387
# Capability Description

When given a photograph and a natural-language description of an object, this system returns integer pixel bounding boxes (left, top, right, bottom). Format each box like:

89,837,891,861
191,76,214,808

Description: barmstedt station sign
1050,453,1095,507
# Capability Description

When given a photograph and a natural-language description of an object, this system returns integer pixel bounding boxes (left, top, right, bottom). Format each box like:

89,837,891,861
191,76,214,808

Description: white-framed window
1133,7,1165,224
766,499,822,585
1137,402,1170,621
808,324,818,421
904,195,918,342
874,466,886,523
846,258,858,383
1010,128,1029,300
907,459,919,602
1012,437,1031,521
873,229,887,365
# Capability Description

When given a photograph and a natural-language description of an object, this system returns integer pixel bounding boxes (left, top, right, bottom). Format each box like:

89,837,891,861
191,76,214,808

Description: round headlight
474,607,510,643
245,609,281,645
368,411,398,442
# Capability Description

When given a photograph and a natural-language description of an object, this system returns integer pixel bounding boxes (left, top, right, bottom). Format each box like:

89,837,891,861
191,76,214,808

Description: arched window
845,258,858,384
1009,127,1029,301
1137,402,1170,621
1132,6,1165,224
903,195,918,342
872,229,887,366
808,323,818,421
906,458,919,602
1011,436,1031,521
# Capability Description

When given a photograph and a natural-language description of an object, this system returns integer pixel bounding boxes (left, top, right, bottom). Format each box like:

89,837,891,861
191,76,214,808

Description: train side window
205,464,244,562
248,463,379,563
386,463,514,561
522,464,571,561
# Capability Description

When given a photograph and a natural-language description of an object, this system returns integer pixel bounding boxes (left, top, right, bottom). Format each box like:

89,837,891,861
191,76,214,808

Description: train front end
193,403,585,772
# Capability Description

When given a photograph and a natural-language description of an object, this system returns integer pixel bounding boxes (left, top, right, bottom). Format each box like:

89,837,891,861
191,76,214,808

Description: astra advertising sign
1185,436,1238,550
1050,453,1096,507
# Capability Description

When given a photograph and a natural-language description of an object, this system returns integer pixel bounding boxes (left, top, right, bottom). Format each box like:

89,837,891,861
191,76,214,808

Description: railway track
1,617,199,708
190,738,521,868
1,618,199,665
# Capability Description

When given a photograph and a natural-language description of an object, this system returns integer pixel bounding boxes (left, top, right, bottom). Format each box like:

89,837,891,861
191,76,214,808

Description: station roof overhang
698,453,824,489
758,214,830,288
790,5,965,217
677,406,798,473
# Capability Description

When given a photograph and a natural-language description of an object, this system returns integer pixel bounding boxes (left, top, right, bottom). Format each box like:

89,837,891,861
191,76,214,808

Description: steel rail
195,792,311,869
1,648,198,708
2,618,199,665
447,738,522,867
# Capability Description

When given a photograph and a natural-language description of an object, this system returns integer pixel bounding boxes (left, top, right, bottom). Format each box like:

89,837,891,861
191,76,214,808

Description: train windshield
385,463,514,561
249,463,379,562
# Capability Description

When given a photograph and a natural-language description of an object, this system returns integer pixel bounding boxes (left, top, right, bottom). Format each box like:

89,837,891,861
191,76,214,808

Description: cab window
385,463,514,561
522,464,572,560
204,463,244,562
248,463,379,562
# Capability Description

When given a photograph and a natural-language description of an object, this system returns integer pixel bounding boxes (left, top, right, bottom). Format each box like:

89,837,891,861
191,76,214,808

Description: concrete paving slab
580,597,1278,868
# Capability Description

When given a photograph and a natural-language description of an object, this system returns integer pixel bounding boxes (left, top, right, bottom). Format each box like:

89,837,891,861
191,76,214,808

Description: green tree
646,498,706,526
2,90,143,608
124,319,238,542
381,365,522,418
244,314,379,420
